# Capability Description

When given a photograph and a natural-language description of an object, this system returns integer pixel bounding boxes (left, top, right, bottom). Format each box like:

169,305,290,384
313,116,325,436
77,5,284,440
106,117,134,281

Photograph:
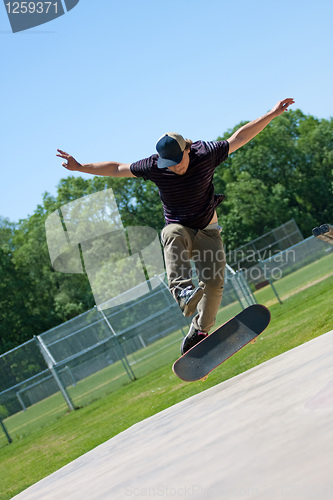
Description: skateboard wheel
201,376,208,382
250,338,257,344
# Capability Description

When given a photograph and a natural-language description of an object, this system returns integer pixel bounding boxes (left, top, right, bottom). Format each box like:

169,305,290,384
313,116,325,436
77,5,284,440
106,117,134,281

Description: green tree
294,116,333,226
0,216,16,251
1,109,332,352
11,192,95,338
218,171,294,249
56,175,164,230
0,247,35,353
215,110,333,243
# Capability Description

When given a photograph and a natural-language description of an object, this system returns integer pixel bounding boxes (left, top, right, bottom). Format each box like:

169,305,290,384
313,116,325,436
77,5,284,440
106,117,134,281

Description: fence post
34,336,75,412
229,274,246,309
226,264,256,309
238,270,257,306
16,391,26,412
0,417,12,444
97,308,136,381
235,271,256,308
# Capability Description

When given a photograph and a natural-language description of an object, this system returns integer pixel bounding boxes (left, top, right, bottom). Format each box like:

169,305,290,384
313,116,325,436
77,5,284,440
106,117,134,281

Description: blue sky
1,0,332,222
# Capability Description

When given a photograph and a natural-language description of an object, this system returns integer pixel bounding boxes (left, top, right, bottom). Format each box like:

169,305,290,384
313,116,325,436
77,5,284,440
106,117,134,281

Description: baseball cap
156,133,186,169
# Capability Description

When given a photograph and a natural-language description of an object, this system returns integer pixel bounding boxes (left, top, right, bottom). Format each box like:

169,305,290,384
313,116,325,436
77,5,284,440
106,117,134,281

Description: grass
0,317,236,452
255,250,333,305
0,299,244,448
1,268,333,499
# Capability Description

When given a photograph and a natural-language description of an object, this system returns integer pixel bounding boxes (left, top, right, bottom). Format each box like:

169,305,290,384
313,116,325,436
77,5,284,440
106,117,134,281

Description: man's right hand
56,151,135,178
56,149,82,171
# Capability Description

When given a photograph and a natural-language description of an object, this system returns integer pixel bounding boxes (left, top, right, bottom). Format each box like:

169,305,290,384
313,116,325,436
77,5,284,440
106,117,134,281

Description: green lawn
1,270,333,499
254,250,333,305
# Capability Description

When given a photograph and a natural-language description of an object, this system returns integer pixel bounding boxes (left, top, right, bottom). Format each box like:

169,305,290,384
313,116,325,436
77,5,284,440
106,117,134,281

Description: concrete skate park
14,329,333,500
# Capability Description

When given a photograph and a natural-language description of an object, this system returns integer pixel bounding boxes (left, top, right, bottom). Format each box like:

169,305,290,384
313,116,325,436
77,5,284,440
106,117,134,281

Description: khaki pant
161,223,225,332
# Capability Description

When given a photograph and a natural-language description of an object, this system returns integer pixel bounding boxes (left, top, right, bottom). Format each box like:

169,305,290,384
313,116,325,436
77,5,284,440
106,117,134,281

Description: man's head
156,133,192,173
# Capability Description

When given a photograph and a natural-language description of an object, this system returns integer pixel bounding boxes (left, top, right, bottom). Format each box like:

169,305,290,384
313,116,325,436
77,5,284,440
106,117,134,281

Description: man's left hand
271,98,295,116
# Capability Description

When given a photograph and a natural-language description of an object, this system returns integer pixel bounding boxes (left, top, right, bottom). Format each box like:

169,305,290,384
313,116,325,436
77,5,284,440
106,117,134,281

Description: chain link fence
2,221,331,443
244,234,333,288
1,268,253,422
227,219,304,271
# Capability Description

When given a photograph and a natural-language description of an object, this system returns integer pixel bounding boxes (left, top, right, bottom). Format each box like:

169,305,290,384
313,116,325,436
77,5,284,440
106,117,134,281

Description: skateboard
172,304,271,382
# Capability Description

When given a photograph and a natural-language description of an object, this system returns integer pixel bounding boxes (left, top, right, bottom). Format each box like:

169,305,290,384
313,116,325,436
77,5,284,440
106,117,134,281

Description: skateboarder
57,98,294,354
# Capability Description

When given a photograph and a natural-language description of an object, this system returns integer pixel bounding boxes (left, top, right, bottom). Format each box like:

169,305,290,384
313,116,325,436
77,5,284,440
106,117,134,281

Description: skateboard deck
173,304,271,382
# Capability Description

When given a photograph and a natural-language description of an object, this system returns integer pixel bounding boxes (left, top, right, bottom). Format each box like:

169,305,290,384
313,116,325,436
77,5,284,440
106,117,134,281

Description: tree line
0,109,332,354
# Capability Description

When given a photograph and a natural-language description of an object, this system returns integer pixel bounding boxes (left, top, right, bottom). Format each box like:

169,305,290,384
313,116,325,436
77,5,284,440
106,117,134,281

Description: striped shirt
130,140,229,229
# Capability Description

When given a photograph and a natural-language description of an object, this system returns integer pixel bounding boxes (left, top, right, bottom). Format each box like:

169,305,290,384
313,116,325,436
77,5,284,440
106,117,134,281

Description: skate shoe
181,322,208,355
177,285,204,317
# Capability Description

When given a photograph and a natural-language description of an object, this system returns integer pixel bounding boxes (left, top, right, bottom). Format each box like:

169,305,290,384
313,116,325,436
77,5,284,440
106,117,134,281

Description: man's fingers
281,98,295,107
276,98,295,113
56,148,75,169
56,149,70,158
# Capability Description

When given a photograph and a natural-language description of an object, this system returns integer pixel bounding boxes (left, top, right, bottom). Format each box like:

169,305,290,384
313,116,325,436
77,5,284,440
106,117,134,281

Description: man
57,98,294,354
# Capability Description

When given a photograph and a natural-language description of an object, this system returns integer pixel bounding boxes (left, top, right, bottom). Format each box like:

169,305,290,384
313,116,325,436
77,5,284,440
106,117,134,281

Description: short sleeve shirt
130,140,229,229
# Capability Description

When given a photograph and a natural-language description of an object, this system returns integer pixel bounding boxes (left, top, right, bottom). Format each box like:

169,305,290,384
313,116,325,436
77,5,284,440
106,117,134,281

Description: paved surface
14,331,333,500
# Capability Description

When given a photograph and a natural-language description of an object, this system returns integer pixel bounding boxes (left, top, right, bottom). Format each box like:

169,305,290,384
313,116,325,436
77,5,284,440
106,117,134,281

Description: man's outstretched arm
56,149,136,178
227,98,295,154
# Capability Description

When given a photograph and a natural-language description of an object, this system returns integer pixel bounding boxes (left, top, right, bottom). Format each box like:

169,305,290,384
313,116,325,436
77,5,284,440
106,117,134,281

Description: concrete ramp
14,331,333,499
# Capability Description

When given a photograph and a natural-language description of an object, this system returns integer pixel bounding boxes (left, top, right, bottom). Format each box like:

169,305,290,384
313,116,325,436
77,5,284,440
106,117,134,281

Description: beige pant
161,223,225,332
